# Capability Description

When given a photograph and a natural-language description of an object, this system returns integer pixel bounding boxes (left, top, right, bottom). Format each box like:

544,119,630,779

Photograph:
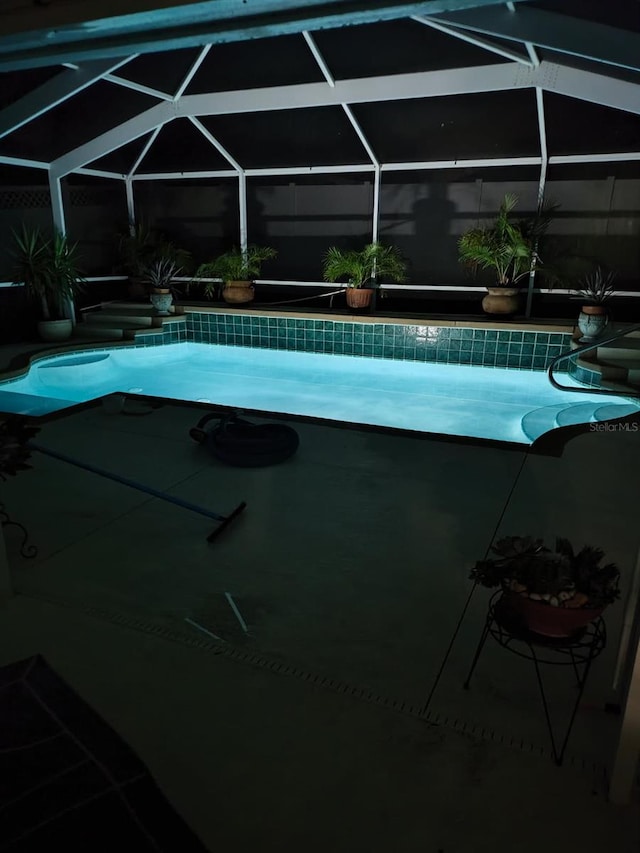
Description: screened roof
0,1,638,182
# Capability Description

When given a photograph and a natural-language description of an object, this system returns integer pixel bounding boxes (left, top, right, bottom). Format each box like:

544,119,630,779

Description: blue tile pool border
185,311,572,371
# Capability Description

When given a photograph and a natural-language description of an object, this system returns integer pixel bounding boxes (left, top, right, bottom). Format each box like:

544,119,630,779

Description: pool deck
0,336,639,851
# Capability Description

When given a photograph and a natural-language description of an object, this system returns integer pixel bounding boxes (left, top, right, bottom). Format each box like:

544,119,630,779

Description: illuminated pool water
0,342,637,444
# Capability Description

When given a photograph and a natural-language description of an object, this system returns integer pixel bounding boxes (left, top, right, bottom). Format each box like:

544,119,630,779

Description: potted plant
117,222,191,298
571,266,616,342
321,241,407,309
469,535,620,638
458,194,554,316
145,257,183,316
11,226,85,342
194,245,277,305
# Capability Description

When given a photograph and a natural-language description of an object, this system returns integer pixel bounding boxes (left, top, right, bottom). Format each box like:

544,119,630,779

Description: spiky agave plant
572,267,616,305
458,193,553,287
145,257,183,290
322,241,407,288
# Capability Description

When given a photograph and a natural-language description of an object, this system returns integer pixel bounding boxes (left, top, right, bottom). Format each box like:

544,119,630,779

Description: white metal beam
50,59,640,180
75,167,126,180
549,153,640,165
50,101,175,178
0,57,136,140
413,15,532,65
372,165,381,244
179,62,528,117
239,171,248,253
381,156,542,170
526,86,547,318
341,104,379,166
132,170,237,181
434,6,640,74
547,62,640,116
103,74,173,101
0,154,48,170
189,117,243,171
48,173,65,234
0,1,533,72
189,117,247,251
178,60,640,118
174,44,212,99
125,177,135,225
128,125,162,177
302,31,335,86
120,149,640,183
524,42,539,67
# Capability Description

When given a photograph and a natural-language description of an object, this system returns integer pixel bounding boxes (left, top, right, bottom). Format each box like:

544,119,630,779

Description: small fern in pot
194,245,277,305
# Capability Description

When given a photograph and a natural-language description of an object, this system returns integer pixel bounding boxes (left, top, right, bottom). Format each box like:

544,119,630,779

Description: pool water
0,342,638,444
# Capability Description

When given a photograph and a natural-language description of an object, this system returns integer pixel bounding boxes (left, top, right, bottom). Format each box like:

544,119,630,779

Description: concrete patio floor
0,394,639,850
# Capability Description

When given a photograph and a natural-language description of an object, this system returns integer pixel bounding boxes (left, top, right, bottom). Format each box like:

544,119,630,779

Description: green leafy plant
458,194,555,287
571,266,616,305
469,535,620,609
322,241,407,289
192,245,277,299
11,226,85,320
117,222,191,279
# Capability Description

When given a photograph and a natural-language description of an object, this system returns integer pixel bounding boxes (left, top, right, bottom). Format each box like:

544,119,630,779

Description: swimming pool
0,342,637,443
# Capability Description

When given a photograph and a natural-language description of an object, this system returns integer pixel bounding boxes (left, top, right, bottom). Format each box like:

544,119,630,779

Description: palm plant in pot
145,257,183,316
322,241,407,309
194,245,277,304
11,226,85,342
458,194,554,316
571,266,616,342
469,535,620,638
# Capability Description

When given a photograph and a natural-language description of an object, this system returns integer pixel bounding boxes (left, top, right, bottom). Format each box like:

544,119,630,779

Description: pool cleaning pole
28,442,246,542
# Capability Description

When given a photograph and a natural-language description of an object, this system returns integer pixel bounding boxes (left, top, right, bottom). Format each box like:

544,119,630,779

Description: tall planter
481,287,519,316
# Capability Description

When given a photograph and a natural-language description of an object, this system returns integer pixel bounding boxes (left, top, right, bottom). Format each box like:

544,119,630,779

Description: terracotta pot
346,288,373,309
223,280,254,304
481,287,520,315
128,277,148,299
504,592,603,638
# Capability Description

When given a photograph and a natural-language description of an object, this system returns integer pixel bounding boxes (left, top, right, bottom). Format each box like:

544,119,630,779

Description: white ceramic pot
577,306,608,341
150,290,173,316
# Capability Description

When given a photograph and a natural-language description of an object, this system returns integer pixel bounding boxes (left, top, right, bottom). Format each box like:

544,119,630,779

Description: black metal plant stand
0,502,38,558
464,591,606,766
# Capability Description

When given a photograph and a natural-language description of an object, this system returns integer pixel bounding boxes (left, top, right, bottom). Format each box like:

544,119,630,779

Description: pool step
76,302,186,343
554,402,602,427
571,328,640,396
521,399,640,442
521,404,574,442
